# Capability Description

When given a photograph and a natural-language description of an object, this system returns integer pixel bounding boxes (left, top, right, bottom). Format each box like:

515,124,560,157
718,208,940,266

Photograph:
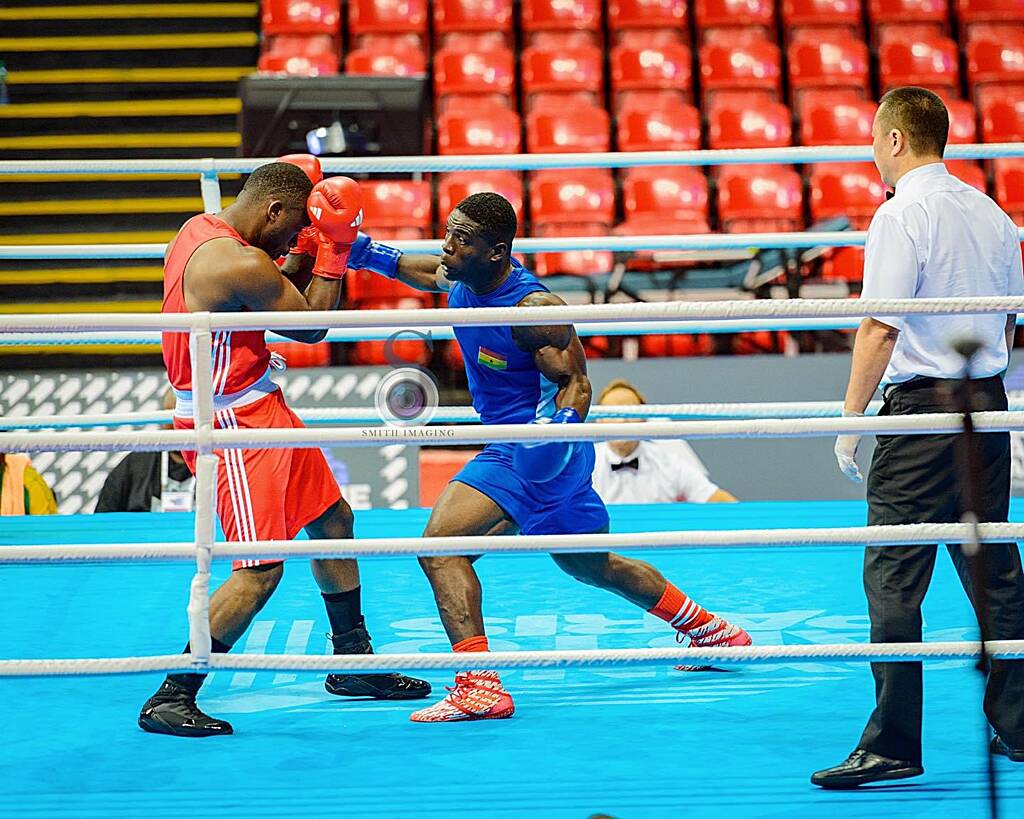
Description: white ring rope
3,523,1023,564
3,641,1024,678
10,401,1024,431
9,315,1024,348
1,413,1021,453
0,143,1020,176
2,297,1024,335
6,229,1024,261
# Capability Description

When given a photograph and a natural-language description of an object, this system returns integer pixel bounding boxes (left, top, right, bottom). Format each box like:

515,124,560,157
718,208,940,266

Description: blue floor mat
2,501,1022,818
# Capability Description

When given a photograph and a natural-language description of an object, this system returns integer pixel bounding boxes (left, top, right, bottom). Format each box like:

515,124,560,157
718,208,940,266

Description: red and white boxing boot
409,670,515,723
676,615,752,672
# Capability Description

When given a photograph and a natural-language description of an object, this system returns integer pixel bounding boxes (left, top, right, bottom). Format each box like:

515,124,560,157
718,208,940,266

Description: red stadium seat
361,181,432,235
876,22,949,45
994,159,1024,223
947,161,988,191
869,0,947,44
344,45,426,76
529,169,616,224
437,106,522,154
258,35,339,75
262,0,340,36
639,334,715,357
356,32,423,52
621,166,710,224
433,0,513,35
957,0,1024,26
699,39,783,103
695,0,776,41
521,45,604,106
528,30,602,49
878,36,961,97
610,43,693,103
522,0,602,42
258,52,338,75
530,171,616,279
968,39,1024,104
265,340,331,368
438,171,524,223
981,91,1024,142
615,28,688,47
717,167,804,233
616,100,701,151
799,99,875,145
809,164,886,228
439,31,510,50
782,0,863,38
616,88,692,115
707,101,793,150
608,0,688,37
348,0,427,39
528,90,600,113
787,36,870,105
966,23,1024,46
526,105,611,153
869,0,948,27
348,298,433,365
946,99,979,143
433,47,516,107
532,223,614,277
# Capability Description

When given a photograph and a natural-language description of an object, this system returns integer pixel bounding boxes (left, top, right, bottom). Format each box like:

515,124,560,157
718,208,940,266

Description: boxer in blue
347,193,750,722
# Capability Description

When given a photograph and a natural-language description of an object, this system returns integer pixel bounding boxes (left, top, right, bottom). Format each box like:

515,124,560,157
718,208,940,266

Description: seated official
591,379,737,505
0,452,58,515
95,388,195,513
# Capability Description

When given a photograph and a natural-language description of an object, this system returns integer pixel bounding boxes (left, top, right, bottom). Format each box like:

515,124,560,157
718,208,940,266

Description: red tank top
162,214,270,394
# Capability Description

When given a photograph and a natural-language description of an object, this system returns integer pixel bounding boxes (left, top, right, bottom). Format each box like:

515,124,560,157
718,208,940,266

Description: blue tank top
447,260,558,425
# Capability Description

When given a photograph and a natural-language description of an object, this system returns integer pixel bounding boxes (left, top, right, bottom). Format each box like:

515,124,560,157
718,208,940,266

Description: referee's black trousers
859,375,1024,763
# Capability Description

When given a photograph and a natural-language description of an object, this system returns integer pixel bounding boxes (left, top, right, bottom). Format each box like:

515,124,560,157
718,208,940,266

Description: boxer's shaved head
239,162,313,209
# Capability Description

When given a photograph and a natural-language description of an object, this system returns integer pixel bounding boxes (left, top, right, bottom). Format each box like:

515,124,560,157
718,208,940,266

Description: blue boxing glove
346,232,402,279
512,407,581,483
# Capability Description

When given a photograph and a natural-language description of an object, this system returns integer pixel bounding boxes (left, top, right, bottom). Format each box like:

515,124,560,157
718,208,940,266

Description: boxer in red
139,158,429,738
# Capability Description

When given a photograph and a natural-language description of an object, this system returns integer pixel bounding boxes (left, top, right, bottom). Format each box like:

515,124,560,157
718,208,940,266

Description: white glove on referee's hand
834,409,864,484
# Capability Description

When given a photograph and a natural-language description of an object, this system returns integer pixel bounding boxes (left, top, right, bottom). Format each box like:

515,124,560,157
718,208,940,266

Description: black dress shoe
811,749,923,789
991,736,1024,762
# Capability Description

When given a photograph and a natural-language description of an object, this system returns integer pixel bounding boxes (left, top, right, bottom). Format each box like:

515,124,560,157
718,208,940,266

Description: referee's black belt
883,374,1003,400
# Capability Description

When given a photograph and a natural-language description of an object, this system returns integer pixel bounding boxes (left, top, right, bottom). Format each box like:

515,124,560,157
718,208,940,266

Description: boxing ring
4,145,1024,817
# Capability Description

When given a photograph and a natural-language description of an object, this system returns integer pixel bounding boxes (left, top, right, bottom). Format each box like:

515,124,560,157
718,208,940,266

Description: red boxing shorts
176,389,342,570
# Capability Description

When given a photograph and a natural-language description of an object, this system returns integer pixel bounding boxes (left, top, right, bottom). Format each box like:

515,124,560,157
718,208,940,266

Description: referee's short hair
878,86,949,159
598,379,647,404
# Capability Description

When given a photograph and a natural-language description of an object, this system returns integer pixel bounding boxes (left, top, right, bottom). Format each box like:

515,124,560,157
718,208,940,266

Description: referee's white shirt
591,439,720,504
861,162,1024,385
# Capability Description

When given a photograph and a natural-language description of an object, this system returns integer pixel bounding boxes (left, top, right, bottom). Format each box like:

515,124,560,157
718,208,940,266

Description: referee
812,86,1024,789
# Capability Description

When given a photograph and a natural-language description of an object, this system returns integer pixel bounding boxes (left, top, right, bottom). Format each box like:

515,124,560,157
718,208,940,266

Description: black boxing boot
138,675,233,738
325,618,431,700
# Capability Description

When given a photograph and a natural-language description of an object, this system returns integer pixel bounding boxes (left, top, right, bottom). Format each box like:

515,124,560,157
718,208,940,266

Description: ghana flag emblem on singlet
478,347,508,370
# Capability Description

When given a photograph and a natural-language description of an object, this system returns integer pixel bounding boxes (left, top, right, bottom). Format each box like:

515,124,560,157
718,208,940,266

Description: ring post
199,159,222,213
187,313,216,670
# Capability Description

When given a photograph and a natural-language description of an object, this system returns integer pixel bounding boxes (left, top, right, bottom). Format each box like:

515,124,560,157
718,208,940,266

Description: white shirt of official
591,439,720,504
861,162,1024,385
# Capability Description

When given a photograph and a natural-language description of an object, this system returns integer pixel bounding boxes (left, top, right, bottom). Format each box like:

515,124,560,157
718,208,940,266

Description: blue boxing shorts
452,442,610,535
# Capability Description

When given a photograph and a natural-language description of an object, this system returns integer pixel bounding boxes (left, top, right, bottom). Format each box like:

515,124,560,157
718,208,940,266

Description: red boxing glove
307,176,364,280
277,153,323,185
288,226,319,257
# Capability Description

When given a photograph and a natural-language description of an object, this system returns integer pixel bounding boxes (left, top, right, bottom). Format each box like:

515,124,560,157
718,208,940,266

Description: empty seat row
433,89,1024,155
261,0,1024,41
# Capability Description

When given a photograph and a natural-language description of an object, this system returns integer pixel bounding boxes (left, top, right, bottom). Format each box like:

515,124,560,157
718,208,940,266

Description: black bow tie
611,457,639,472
